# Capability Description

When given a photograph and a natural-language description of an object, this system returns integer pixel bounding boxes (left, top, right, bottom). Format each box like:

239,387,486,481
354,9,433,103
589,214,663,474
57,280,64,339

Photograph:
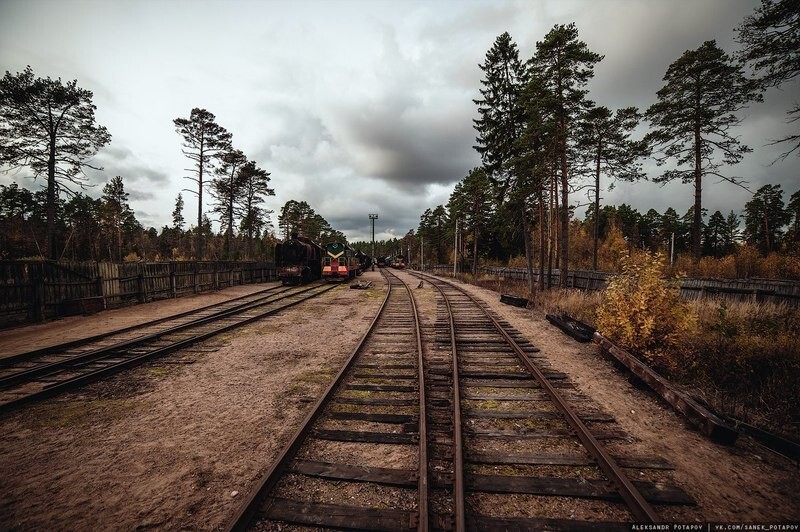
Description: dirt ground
0,270,797,530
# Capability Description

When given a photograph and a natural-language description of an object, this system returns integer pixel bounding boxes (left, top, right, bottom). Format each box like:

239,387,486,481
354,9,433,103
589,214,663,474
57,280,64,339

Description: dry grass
456,271,800,440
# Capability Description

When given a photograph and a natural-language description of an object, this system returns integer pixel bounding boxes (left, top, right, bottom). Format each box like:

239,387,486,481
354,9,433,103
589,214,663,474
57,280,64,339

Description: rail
412,271,661,525
0,283,335,414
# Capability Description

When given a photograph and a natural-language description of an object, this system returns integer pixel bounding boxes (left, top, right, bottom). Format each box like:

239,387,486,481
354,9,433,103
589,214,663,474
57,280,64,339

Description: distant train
323,242,360,281
390,255,406,269
275,234,323,285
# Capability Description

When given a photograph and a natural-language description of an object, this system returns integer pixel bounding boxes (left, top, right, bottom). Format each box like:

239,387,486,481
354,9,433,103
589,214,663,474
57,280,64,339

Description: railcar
390,255,406,269
354,250,371,274
322,242,358,281
275,233,323,285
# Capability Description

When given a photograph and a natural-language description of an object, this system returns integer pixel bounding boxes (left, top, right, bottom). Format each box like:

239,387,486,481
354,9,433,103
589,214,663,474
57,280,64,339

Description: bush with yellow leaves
595,250,695,368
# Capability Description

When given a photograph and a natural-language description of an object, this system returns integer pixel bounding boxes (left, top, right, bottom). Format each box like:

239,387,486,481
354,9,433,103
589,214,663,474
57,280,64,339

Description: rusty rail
413,271,659,524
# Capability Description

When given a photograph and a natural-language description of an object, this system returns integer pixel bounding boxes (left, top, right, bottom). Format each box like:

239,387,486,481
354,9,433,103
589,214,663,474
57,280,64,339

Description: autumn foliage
595,251,694,366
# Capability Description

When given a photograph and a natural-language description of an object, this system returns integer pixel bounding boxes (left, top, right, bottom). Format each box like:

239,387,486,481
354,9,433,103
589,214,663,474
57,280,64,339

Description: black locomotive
275,233,324,285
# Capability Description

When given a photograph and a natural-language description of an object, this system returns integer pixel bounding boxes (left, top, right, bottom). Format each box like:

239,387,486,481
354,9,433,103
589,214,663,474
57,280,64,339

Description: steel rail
413,271,659,524
0,285,287,366
419,273,465,530
225,272,395,531
0,284,317,388
0,284,338,415
385,268,429,532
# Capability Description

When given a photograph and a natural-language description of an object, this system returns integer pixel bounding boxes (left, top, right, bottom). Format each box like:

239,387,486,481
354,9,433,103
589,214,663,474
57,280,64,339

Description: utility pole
670,232,675,267
369,213,378,271
453,219,458,277
421,236,424,271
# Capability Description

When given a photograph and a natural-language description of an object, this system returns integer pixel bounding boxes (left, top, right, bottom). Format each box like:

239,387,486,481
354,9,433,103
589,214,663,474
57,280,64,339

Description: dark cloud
78,144,171,204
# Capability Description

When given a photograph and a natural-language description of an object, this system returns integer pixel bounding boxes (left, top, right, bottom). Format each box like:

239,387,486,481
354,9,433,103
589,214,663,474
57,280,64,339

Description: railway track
0,282,337,413
227,267,427,530
412,271,695,529
228,270,695,530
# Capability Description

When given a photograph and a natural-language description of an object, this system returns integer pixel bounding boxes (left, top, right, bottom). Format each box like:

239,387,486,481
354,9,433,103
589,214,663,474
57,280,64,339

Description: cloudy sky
1,0,798,242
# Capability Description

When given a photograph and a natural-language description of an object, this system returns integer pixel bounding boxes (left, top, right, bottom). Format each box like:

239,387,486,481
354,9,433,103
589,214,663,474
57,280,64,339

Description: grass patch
148,368,169,377
296,368,335,385
26,399,143,429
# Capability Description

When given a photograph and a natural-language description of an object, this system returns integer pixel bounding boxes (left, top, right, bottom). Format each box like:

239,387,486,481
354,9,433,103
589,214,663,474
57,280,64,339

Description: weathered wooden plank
593,332,738,445
264,497,417,530
328,412,414,423
312,429,417,444
290,459,417,486
468,474,695,505
464,408,614,423
467,450,674,470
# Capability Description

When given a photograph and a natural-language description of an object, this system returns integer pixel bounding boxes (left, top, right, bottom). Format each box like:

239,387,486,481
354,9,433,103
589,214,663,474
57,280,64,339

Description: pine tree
211,148,247,259
786,189,800,246
736,0,800,159
172,193,185,230
575,105,648,269
448,167,493,275
173,108,232,259
703,210,728,257
473,33,540,293
645,41,761,258
473,32,527,192
100,175,136,261
236,160,274,258
722,210,742,254
418,206,449,265
0,66,111,259
529,23,603,287
744,184,791,253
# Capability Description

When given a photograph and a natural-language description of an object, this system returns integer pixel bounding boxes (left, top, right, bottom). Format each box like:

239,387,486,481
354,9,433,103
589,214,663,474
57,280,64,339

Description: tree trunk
593,144,601,271
559,128,569,288
472,225,478,277
693,121,702,259
197,135,205,260
47,135,57,260
538,189,546,292
547,172,555,289
522,205,535,300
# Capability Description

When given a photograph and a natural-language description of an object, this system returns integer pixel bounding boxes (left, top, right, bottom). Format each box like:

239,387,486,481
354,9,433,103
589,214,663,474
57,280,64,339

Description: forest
1,0,798,285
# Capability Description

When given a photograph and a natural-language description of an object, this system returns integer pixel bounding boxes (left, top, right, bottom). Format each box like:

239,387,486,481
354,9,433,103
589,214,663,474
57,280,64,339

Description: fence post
213,262,219,291
137,262,146,303
31,264,45,322
194,261,199,294
170,262,177,298
96,275,107,310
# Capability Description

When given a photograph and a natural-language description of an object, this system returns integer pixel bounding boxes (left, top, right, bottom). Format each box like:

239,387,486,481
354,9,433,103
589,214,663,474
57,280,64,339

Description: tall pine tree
736,0,800,159
575,105,647,269
211,148,247,259
0,66,111,259
173,108,232,259
529,23,603,287
645,40,761,258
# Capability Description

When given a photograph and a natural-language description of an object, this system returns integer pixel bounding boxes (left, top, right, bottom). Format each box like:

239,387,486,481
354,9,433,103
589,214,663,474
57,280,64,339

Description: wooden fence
422,265,800,305
0,260,276,327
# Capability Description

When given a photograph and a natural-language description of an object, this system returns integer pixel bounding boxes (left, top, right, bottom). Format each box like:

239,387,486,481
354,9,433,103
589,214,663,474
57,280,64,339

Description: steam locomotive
275,234,324,285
